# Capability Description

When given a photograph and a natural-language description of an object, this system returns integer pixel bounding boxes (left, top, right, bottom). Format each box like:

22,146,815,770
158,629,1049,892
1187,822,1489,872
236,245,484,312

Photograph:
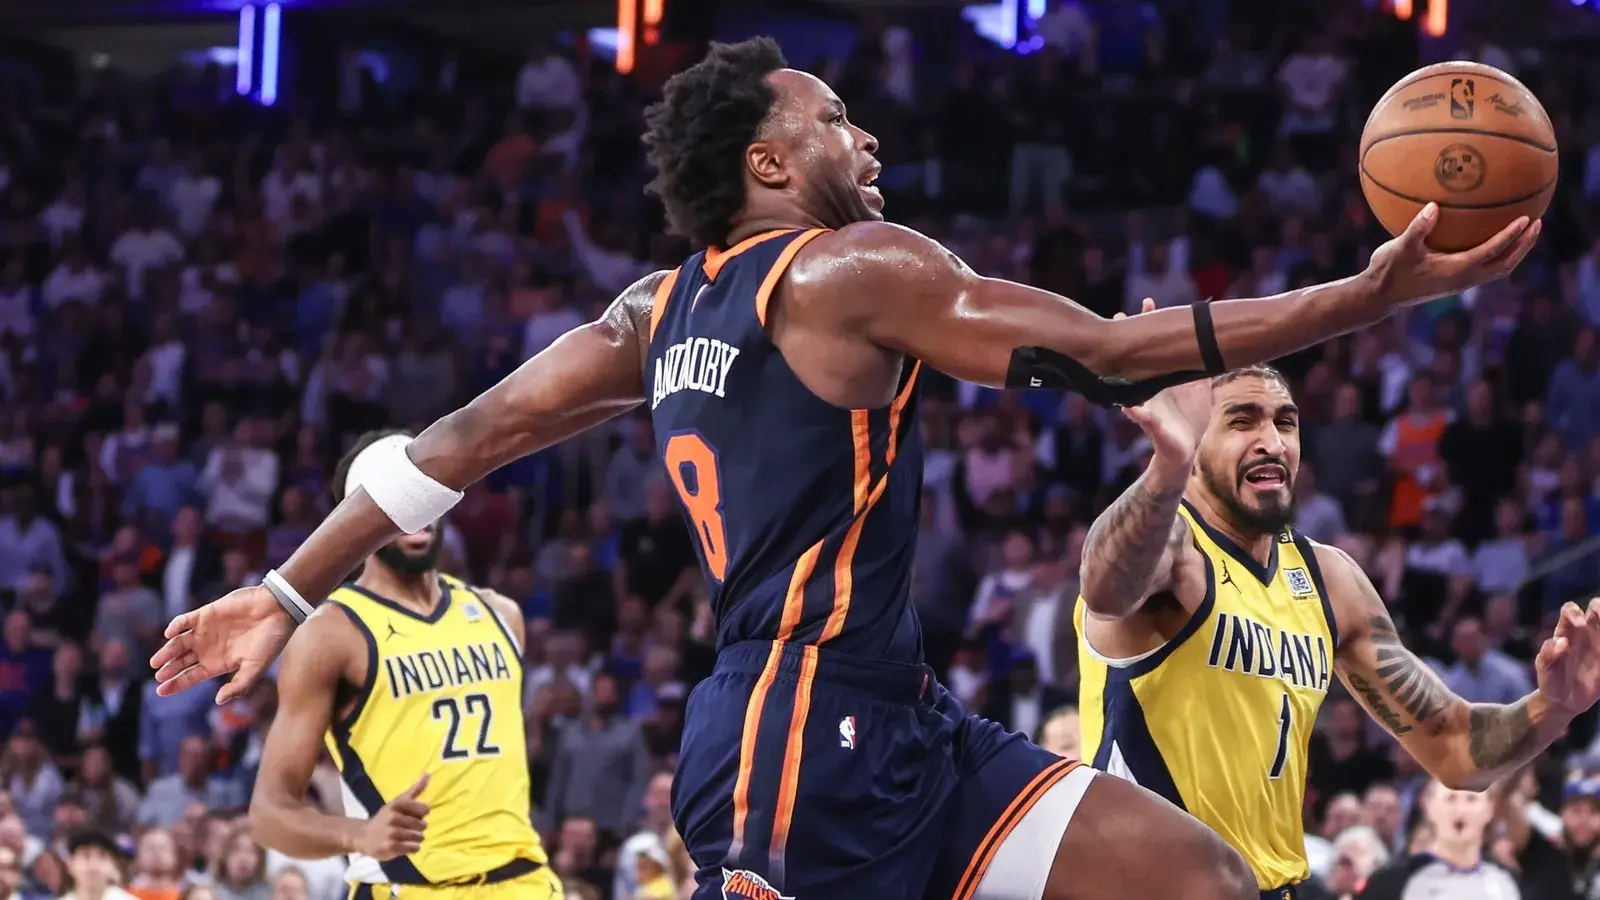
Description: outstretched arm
248,608,367,857
820,210,1535,404
277,275,660,609
152,274,661,700
1078,374,1211,619
1326,545,1598,791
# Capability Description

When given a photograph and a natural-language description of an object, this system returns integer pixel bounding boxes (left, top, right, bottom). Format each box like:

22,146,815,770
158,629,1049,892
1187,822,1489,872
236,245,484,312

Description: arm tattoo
1365,615,1452,727
1468,700,1539,771
1080,472,1186,615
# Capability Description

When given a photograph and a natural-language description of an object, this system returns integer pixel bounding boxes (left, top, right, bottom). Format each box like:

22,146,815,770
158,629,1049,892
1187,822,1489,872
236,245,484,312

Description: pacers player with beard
1075,362,1600,900
249,430,561,899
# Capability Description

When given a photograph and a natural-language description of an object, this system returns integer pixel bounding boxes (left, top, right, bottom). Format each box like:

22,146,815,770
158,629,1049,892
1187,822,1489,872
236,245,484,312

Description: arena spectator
136,737,243,828
1358,780,1521,899
58,829,134,900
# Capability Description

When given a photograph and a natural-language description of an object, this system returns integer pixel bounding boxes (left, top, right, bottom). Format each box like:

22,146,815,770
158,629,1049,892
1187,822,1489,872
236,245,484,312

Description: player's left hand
1535,599,1600,716
1363,202,1541,309
150,584,295,703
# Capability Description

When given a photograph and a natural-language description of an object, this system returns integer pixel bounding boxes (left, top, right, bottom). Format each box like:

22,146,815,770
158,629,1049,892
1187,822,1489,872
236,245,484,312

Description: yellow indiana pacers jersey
1076,501,1337,891
326,573,546,885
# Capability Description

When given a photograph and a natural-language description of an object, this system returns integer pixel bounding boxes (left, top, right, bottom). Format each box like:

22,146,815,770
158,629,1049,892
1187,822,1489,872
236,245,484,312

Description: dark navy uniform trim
341,579,453,624
1291,532,1339,651
1092,670,1187,811
329,601,379,735
332,737,430,884
1121,548,1218,678
1181,499,1279,586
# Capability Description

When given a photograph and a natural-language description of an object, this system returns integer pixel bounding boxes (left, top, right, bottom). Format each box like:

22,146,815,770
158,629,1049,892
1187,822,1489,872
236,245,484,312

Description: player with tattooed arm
1075,354,1600,900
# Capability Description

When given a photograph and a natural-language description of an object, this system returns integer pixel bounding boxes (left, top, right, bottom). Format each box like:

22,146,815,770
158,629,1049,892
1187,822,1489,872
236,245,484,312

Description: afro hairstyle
642,37,788,248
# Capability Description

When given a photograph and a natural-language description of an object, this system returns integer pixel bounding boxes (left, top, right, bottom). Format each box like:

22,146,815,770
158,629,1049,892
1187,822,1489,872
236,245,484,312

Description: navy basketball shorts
672,640,1098,900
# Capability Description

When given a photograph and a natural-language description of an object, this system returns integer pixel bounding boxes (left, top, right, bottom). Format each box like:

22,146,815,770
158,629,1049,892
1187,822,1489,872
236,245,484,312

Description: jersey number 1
1269,692,1291,780
664,433,728,582
433,693,500,760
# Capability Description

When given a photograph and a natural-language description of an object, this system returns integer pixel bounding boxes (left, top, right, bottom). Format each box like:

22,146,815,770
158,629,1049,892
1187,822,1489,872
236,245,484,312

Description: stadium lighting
616,0,636,73
236,5,255,96
1424,0,1447,36
261,2,281,105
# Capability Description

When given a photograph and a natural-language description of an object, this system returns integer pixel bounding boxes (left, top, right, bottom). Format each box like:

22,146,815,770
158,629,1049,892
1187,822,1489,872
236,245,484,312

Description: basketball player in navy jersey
152,38,1537,900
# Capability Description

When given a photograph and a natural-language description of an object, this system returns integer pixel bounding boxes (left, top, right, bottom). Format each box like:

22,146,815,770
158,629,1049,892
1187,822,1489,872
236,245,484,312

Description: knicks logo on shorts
722,868,793,900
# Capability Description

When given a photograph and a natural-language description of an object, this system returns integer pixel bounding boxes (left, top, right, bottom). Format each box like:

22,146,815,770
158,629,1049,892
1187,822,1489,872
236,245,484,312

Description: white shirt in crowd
179,262,240,314
1257,165,1320,214
1405,537,1472,579
262,168,323,224
110,227,185,300
38,197,84,246
1279,52,1348,114
516,53,582,111
200,446,281,531
167,171,222,236
41,262,105,309
143,339,188,408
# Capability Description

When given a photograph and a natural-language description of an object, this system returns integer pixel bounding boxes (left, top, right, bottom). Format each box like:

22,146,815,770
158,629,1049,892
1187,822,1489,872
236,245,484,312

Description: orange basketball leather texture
1359,61,1558,252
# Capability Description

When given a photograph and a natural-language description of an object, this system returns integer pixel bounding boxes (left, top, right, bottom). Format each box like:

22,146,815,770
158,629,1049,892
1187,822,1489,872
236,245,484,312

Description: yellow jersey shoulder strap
1278,528,1341,651
436,574,525,660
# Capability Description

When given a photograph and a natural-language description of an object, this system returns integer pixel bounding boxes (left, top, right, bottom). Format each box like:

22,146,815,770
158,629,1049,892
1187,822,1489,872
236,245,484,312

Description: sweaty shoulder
786,221,969,329
616,269,674,359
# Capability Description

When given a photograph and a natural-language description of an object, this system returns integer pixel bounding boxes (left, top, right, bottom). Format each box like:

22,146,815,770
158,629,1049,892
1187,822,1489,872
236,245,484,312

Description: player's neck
357,565,443,614
1187,493,1275,567
1428,838,1483,871
724,208,827,246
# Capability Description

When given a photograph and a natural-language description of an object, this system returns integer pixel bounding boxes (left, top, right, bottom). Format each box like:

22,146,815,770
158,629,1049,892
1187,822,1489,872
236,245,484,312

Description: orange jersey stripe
730,641,787,855
776,541,824,643
703,229,794,281
754,229,828,327
820,474,890,644
951,760,1082,900
886,361,922,465
849,409,871,513
768,644,820,866
647,267,681,343
821,362,921,644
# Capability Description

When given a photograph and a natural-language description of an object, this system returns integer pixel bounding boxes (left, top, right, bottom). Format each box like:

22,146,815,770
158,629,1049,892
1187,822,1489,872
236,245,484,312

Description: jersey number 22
432,693,501,760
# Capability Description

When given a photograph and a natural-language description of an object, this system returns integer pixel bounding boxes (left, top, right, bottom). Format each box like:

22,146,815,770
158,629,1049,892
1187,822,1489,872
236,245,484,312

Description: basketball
1359,61,1558,252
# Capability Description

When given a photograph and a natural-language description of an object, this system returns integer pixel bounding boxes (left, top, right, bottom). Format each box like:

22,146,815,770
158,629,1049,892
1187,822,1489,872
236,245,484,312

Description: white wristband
344,434,463,534
263,569,315,624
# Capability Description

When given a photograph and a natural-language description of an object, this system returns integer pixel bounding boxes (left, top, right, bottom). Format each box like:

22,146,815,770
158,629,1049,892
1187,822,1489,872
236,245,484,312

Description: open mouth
1242,463,1288,488
858,163,883,202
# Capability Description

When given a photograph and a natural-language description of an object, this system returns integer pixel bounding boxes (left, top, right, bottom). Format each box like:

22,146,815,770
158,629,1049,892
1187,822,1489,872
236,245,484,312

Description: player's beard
1200,455,1297,535
374,534,443,577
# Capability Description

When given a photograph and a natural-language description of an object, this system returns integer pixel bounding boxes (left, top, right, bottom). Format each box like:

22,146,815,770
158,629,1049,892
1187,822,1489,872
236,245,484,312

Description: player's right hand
150,585,295,704
1117,299,1213,464
356,774,430,861
1364,202,1541,309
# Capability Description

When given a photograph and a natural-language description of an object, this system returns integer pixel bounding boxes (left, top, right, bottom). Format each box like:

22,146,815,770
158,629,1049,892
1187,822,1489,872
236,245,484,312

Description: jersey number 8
432,693,501,761
665,433,729,582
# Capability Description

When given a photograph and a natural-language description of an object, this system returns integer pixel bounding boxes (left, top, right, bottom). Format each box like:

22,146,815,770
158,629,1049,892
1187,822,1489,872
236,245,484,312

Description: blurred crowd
0,0,1598,898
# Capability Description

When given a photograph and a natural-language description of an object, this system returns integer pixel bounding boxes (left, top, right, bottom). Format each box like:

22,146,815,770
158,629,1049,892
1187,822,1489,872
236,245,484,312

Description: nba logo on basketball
1450,78,1475,119
839,716,856,750
721,868,793,900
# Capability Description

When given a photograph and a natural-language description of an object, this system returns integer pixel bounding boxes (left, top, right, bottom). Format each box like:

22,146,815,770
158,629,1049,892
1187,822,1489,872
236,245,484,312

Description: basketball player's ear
746,141,789,189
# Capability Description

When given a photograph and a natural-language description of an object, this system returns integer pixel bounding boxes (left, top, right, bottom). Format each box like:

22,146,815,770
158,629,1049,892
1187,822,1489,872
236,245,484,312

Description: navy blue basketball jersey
645,229,925,664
